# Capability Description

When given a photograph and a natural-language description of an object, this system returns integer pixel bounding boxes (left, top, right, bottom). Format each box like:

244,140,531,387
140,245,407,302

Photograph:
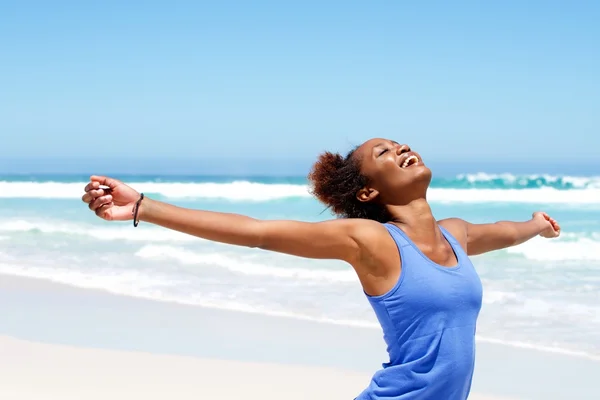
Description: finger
84,181,100,192
82,188,108,203
89,188,109,198
82,188,111,204
90,175,121,190
88,195,113,211
95,203,113,220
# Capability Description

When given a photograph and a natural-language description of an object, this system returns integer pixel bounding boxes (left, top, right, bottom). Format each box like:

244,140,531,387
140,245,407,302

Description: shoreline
2,269,598,362
2,273,600,399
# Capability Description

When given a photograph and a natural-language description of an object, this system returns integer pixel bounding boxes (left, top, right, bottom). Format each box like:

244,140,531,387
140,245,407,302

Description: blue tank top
356,223,483,400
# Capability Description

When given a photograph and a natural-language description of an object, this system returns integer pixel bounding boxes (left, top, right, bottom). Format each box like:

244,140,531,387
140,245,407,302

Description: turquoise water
1,173,599,360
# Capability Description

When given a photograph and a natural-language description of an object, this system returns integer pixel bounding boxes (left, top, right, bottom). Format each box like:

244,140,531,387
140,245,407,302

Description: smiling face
352,138,432,206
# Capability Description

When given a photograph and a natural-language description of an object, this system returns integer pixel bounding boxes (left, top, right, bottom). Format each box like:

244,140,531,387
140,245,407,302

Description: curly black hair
307,147,390,222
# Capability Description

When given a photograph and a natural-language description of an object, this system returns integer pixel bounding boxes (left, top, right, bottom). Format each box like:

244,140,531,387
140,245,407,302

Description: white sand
0,335,510,400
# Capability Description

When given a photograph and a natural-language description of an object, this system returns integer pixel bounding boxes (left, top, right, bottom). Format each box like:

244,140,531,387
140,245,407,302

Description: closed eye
378,148,389,156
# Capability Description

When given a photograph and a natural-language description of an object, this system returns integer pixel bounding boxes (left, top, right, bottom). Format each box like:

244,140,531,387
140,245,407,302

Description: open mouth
401,155,419,168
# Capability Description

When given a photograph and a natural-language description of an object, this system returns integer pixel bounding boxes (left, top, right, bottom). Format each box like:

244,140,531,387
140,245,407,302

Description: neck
387,199,441,243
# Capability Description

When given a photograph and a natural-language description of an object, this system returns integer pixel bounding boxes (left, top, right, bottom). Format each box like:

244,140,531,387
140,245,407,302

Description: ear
356,187,379,203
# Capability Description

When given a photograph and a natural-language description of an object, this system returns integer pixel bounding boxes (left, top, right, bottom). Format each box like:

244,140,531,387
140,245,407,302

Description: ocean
1,172,599,362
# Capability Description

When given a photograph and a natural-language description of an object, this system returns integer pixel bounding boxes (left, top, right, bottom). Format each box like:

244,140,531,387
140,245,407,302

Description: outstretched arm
138,197,373,262
82,175,384,265
440,212,560,256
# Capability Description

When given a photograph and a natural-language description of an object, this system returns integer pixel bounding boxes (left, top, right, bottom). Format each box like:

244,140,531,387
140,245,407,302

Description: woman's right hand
81,175,141,221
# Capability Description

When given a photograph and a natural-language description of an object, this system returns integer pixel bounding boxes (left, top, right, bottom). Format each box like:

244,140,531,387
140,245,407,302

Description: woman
81,139,560,399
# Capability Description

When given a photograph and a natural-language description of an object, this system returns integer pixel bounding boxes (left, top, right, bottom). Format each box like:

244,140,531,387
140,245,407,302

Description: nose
396,144,411,155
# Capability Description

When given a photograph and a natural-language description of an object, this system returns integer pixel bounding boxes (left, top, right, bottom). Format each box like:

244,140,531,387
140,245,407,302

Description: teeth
401,155,418,168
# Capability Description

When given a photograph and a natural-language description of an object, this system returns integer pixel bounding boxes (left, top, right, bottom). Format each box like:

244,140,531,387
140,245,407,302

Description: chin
413,164,433,185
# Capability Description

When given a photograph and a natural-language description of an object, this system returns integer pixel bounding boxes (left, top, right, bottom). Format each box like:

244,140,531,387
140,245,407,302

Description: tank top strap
383,223,412,248
384,223,465,259
438,225,462,251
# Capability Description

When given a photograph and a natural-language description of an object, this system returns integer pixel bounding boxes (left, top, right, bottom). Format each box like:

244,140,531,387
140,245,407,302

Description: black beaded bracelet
132,193,144,227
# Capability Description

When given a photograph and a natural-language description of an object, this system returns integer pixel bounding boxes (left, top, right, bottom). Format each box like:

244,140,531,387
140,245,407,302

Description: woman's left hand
533,212,561,238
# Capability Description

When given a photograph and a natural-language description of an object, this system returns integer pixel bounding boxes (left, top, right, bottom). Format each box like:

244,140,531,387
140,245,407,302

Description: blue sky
1,1,598,174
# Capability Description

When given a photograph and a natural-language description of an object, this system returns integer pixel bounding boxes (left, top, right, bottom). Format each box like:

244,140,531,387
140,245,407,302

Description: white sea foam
2,180,600,204
2,219,600,262
505,235,600,261
1,264,599,362
481,289,600,326
481,290,520,305
0,262,372,328
428,187,600,204
474,336,600,361
134,245,357,283
0,219,199,242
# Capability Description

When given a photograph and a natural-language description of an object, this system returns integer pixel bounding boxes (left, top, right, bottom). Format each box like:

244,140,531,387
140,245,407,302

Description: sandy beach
1,274,599,399
1,335,513,400
1,335,369,400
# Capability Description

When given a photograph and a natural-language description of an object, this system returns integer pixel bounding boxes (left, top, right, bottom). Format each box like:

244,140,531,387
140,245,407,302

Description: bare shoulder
325,217,393,256
294,217,388,245
275,218,399,296
342,217,391,242
257,217,390,264
340,218,396,257
438,218,468,250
